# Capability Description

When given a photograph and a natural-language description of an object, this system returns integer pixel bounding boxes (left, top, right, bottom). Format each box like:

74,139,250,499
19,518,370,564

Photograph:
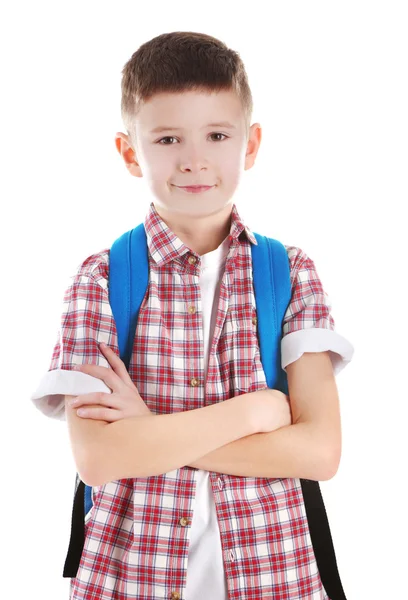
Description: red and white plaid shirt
32,201,353,599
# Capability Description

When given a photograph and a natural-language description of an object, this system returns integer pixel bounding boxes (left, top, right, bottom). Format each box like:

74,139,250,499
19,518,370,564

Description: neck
154,203,233,256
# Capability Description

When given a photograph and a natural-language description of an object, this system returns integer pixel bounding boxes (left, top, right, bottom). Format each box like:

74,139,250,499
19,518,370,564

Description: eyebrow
150,121,237,133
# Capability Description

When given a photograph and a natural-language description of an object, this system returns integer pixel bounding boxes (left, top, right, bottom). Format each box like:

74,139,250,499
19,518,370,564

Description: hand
70,343,152,422
251,388,293,434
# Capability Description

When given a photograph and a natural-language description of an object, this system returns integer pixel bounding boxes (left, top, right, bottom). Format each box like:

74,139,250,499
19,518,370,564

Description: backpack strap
109,223,150,368
251,232,291,394
62,473,85,577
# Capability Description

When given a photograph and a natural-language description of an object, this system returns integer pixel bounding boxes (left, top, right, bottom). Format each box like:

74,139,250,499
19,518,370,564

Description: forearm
90,395,256,485
187,422,335,481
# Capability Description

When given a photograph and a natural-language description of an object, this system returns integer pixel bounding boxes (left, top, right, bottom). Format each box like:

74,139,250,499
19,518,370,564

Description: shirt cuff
30,370,112,421
281,328,355,375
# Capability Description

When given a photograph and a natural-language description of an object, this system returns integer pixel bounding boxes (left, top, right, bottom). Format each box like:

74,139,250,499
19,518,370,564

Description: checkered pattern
50,202,343,599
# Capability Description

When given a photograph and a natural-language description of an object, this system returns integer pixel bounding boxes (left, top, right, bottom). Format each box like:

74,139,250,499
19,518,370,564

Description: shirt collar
144,201,258,267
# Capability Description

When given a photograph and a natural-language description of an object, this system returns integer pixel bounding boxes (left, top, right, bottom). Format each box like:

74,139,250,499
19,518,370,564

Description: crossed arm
189,352,341,480
187,422,336,481
65,352,341,485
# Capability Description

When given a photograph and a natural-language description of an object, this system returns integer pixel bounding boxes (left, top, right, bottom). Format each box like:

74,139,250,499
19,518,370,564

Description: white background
1,1,407,598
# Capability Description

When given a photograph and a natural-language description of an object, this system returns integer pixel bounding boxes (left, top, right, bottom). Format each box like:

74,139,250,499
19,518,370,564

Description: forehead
137,89,245,130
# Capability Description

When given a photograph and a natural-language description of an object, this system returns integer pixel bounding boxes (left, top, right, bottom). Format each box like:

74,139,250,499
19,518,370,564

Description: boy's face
115,90,261,228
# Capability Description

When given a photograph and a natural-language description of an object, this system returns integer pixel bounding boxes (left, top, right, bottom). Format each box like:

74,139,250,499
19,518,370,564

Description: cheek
228,170,244,190
222,154,243,184
223,143,246,168
143,151,173,181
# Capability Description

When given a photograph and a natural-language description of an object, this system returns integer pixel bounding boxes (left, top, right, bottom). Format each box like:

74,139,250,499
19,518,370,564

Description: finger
73,363,121,393
99,344,136,389
76,406,122,423
74,391,116,407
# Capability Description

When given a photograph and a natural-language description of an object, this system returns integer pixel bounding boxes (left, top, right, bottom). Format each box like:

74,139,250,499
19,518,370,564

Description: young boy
31,31,354,600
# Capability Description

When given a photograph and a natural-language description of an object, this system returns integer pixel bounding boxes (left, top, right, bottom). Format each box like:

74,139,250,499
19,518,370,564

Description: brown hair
120,31,253,145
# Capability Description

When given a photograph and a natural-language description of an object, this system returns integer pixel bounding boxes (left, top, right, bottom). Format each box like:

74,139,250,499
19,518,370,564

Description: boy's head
115,31,261,251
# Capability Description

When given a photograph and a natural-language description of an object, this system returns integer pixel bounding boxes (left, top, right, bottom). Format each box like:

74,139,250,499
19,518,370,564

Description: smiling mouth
173,185,215,194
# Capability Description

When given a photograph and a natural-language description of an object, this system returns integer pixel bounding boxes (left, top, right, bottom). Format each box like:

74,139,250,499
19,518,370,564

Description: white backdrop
1,1,406,598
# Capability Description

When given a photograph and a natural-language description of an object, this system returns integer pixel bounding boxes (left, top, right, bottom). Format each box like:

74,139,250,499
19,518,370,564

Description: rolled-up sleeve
30,250,118,420
281,246,354,375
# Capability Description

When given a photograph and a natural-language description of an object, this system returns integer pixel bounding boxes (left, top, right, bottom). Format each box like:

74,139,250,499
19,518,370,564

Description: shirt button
170,593,181,600
179,516,190,526
188,255,197,264
188,305,196,314
190,378,199,387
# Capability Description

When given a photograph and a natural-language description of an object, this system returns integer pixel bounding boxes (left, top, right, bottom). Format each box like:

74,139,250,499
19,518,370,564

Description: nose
181,165,207,173
179,148,208,174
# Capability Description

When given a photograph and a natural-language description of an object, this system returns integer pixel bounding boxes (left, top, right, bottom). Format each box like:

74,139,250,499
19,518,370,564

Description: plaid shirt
32,202,353,599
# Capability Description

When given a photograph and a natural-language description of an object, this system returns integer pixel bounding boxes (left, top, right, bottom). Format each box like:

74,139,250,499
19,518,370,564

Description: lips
176,185,213,189
173,184,215,194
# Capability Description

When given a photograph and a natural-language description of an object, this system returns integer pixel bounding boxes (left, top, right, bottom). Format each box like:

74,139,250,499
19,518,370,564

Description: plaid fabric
48,202,350,599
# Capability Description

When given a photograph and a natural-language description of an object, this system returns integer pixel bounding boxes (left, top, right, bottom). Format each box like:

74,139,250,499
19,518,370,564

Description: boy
31,31,354,600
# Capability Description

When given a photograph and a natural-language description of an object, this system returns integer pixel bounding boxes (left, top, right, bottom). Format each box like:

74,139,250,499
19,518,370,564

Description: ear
244,123,262,171
114,132,143,178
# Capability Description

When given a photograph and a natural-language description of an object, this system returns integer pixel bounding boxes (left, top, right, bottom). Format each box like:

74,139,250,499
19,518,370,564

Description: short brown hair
120,31,253,144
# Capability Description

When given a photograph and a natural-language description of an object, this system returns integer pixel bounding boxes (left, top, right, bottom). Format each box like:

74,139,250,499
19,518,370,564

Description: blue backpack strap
109,223,149,368
251,232,291,395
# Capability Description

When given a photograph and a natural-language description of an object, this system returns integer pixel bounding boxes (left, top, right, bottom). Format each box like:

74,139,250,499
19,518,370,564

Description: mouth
173,184,215,193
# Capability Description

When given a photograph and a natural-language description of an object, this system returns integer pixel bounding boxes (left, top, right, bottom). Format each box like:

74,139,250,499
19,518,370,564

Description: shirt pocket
219,307,257,392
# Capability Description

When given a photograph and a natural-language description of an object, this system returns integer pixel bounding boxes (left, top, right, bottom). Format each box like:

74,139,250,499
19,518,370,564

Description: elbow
80,444,105,487
318,445,341,481
80,463,102,487
312,421,342,481
79,469,99,488
77,455,100,487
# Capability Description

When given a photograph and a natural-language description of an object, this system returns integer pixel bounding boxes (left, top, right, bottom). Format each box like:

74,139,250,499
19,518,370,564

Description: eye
156,133,228,145
157,136,177,145
210,133,228,142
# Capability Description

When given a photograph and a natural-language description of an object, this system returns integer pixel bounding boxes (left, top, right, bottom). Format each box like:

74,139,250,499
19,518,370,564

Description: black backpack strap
300,479,347,599
62,473,85,577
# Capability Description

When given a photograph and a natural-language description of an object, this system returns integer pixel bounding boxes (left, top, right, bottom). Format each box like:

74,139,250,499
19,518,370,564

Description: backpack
62,223,347,599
